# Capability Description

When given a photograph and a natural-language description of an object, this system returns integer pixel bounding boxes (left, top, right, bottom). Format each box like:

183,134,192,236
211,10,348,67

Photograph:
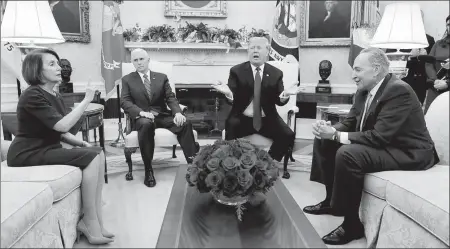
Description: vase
212,192,248,206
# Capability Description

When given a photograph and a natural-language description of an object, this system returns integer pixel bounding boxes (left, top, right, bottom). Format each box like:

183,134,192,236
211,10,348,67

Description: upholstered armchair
221,61,299,179
121,61,198,181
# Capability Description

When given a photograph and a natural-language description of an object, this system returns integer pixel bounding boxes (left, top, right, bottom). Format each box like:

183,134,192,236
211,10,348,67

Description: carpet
105,147,312,176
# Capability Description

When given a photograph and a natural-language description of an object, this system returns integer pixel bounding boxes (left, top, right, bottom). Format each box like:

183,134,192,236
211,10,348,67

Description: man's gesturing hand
211,80,232,98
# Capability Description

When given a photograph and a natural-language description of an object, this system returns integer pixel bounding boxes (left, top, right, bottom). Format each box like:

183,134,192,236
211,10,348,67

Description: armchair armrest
287,106,299,133
1,140,12,162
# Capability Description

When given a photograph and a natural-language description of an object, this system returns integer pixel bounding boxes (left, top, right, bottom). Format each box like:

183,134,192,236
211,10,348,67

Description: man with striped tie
121,48,199,188
305,48,439,245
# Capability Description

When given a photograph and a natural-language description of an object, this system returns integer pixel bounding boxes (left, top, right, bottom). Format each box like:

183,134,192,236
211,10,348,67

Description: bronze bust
319,60,332,82
59,58,73,93
316,60,332,93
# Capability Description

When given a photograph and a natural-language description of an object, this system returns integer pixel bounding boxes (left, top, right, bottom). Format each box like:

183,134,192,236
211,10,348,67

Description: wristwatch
332,131,340,142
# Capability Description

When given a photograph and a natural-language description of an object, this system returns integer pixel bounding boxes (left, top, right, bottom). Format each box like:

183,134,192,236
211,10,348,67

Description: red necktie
253,67,262,131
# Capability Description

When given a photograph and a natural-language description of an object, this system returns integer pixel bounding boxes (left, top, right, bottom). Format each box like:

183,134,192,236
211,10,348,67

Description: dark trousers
225,114,295,161
135,116,197,170
311,138,401,218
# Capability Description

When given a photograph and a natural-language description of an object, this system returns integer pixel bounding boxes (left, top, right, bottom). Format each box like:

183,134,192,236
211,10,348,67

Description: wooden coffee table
157,166,325,248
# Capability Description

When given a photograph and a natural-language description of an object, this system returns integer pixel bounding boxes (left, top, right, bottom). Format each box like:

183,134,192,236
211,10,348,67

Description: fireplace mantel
124,42,248,52
124,42,248,85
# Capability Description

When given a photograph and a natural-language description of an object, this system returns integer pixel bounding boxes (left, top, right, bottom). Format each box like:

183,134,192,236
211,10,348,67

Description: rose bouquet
185,139,279,220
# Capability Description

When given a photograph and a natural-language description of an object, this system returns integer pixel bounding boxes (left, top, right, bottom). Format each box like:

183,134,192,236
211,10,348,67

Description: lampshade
370,3,428,49
1,1,65,44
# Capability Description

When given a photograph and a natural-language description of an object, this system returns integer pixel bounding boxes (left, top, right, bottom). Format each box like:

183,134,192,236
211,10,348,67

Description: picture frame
164,0,227,18
299,0,354,47
51,0,90,43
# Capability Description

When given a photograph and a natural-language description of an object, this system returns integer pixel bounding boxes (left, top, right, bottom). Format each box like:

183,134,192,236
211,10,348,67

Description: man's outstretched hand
283,82,306,96
211,80,232,98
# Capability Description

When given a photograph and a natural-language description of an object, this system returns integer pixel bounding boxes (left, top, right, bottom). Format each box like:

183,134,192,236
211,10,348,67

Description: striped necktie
360,93,373,131
253,67,262,131
143,74,152,100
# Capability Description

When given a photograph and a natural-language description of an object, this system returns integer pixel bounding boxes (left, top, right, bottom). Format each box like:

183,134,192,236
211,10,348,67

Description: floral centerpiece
185,139,279,221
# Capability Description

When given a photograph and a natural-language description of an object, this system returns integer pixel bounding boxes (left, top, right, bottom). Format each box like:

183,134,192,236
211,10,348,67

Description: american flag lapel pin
266,73,269,77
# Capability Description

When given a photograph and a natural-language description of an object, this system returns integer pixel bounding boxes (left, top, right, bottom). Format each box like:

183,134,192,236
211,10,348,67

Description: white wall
120,1,274,32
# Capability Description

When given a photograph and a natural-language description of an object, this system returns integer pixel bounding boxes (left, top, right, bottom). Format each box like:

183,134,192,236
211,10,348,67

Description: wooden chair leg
172,145,177,158
124,147,134,181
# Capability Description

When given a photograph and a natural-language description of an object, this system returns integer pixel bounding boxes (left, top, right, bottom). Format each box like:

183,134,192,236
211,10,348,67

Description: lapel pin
266,74,269,77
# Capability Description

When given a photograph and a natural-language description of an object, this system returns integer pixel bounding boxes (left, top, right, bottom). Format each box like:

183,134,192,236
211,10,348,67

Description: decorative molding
164,0,227,18
124,42,247,51
59,0,91,43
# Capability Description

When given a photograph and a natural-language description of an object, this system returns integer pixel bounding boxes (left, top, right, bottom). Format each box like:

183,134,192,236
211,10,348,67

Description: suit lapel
261,64,270,88
133,71,151,103
244,62,254,90
149,71,159,102
355,91,368,131
361,74,392,130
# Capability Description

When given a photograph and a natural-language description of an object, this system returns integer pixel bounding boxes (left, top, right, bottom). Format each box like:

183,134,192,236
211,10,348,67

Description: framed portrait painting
164,0,227,18
299,0,354,46
50,0,90,43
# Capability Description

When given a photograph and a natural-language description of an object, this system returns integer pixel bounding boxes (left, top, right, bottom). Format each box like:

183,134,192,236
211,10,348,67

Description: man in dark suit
121,48,199,188
212,36,303,162
309,0,350,39
304,47,439,245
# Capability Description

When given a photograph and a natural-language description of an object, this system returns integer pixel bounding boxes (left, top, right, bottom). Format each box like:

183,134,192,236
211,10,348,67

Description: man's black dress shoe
322,223,365,245
144,171,156,188
303,201,344,216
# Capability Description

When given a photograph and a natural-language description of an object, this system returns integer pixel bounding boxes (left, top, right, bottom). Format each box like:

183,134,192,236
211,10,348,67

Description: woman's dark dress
7,86,101,169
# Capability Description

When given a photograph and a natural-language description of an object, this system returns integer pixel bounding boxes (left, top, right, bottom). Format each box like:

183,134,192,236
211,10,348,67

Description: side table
318,104,352,124
76,103,108,183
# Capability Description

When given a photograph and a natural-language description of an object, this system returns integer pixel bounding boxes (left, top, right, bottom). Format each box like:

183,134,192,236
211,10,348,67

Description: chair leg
289,150,295,162
172,145,177,158
282,148,291,179
124,147,134,181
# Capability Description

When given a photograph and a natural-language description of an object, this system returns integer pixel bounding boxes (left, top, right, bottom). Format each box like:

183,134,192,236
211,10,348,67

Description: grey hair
360,47,390,74
130,48,148,59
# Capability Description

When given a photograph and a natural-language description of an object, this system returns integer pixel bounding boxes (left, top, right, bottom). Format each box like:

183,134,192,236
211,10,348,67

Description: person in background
386,10,435,105
424,15,450,113
7,49,114,245
121,48,199,188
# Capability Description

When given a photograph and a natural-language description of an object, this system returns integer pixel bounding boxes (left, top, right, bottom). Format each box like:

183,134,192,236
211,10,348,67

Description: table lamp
370,3,428,78
1,1,65,49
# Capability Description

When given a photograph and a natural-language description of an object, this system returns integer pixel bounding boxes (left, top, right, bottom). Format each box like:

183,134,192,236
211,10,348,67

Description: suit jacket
334,74,439,170
226,61,288,120
120,70,181,120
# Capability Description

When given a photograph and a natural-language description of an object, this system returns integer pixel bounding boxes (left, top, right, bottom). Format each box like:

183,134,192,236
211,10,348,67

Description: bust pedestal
316,80,332,94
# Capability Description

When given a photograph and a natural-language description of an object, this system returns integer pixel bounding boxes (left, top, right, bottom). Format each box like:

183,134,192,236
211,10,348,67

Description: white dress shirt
226,63,289,117
137,70,151,85
336,77,385,144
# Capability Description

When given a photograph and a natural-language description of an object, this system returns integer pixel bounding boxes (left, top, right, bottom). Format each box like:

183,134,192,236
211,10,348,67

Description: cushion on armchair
425,92,449,165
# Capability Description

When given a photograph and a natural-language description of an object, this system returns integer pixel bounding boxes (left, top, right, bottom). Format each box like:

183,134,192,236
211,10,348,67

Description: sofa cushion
363,170,396,200
1,165,82,202
425,92,449,165
1,182,53,248
383,165,449,246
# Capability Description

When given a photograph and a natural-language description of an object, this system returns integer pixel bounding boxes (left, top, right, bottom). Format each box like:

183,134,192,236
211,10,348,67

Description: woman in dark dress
7,49,114,245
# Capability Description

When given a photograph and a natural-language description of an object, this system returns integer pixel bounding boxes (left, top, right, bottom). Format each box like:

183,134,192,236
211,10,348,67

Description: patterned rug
105,147,312,176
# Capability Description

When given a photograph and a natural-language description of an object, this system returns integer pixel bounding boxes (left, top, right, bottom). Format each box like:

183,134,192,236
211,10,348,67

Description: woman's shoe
101,228,115,238
76,220,114,245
